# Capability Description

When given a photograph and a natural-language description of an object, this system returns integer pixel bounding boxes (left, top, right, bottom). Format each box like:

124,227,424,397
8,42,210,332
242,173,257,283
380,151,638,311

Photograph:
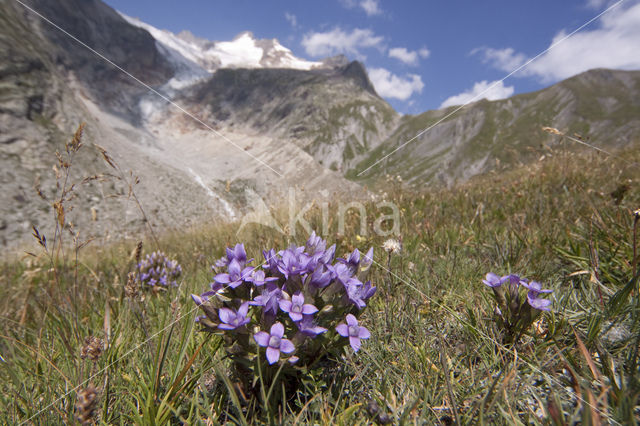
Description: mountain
350,68,640,185
0,0,380,247
1,0,639,249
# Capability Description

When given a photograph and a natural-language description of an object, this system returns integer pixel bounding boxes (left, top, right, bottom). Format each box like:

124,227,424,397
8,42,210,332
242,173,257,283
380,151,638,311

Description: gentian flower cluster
135,251,182,288
192,233,375,369
482,272,553,342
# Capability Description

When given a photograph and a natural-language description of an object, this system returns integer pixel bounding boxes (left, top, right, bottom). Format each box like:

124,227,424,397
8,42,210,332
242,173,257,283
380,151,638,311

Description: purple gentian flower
226,243,249,266
214,259,254,289
502,274,522,289
482,272,502,288
262,249,280,274
279,292,318,321
346,279,376,309
251,287,283,315
277,248,309,278
329,263,354,286
336,314,370,352
340,248,361,274
319,244,336,265
296,314,328,337
218,302,251,330
254,322,295,364
306,231,326,253
245,269,279,287
520,281,553,311
309,265,332,288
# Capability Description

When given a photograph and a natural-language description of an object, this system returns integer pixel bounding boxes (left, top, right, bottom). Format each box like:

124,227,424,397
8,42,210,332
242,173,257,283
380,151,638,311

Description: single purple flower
306,231,326,254
502,274,522,289
340,248,361,274
254,322,295,364
277,248,309,278
262,248,280,274
251,287,283,315
279,292,318,321
482,272,502,288
520,281,553,311
346,279,376,309
329,262,354,286
319,244,336,265
245,269,279,287
214,258,254,289
218,302,251,330
336,314,370,352
226,243,248,266
296,314,328,337
309,265,332,288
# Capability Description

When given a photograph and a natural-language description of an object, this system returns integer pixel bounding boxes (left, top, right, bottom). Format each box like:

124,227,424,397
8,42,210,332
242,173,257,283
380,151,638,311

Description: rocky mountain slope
351,68,640,185
0,0,383,248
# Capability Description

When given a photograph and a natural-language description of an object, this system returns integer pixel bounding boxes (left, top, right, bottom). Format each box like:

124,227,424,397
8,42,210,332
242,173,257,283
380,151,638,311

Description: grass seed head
80,336,103,362
74,385,98,425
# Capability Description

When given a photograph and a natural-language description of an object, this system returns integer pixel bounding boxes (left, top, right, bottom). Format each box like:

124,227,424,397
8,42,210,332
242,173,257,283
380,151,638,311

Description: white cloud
340,0,383,16
360,0,382,16
475,2,640,83
368,68,424,100
440,80,514,108
388,47,418,65
473,47,527,72
586,0,614,9
284,12,297,29
388,46,430,65
301,27,384,58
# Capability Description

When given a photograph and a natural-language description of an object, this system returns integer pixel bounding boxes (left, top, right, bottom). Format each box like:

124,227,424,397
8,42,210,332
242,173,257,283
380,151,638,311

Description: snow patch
119,12,321,72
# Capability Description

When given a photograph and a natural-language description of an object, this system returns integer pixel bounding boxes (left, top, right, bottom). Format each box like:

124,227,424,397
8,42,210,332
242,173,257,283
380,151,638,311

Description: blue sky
104,0,640,114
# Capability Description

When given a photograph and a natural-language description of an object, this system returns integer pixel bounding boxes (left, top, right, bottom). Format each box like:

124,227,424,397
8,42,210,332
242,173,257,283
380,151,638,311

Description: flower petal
349,336,361,352
279,299,292,313
271,322,285,338
218,308,234,324
301,304,318,314
254,331,270,347
358,326,371,339
336,323,349,337
214,273,231,284
345,314,358,327
279,338,295,353
191,294,203,305
238,302,250,317
289,311,303,322
528,296,552,311
266,347,280,364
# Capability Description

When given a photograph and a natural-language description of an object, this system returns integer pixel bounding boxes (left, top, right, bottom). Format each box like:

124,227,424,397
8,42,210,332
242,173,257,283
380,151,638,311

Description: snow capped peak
119,12,322,72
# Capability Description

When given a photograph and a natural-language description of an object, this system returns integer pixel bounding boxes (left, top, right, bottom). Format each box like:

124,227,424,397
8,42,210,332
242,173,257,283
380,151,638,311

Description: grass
0,126,639,424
